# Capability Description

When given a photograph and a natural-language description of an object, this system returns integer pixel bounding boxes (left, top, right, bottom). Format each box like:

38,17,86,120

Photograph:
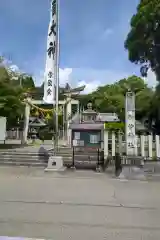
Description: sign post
125,91,137,156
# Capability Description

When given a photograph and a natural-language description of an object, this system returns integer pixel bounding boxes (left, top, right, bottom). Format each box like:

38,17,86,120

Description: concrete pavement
0,167,160,239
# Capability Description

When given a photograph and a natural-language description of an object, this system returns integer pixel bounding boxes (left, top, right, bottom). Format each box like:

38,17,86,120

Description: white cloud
70,68,129,91
0,58,12,66
34,67,129,93
59,67,128,94
101,28,114,39
33,67,73,86
59,68,72,86
0,57,18,71
0,60,22,79
3,58,132,93
10,64,158,92
34,70,44,85
9,64,19,72
77,80,100,93
147,69,157,87
36,67,127,93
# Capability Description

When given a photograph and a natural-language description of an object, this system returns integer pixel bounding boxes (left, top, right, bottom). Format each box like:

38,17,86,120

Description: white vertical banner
125,91,136,155
43,0,58,104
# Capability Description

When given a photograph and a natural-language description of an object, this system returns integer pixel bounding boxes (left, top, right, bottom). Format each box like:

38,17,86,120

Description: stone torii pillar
62,83,85,146
66,93,72,146
22,95,31,144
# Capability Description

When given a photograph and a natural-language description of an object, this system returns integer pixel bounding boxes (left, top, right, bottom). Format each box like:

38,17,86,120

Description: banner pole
54,0,60,154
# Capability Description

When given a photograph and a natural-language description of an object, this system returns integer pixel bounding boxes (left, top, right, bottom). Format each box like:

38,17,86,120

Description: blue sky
0,0,156,92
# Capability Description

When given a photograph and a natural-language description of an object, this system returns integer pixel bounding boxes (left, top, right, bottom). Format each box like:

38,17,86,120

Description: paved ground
0,167,160,239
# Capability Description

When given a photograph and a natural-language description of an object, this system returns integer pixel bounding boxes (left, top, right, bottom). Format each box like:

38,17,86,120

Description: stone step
0,152,49,156
0,149,103,167
56,152,72,156
49,147,72,152
50,148,101,155
57,151,99,155
0,157,46,162
0,236,46,240
0,154,46,158
0,151,48,167
0,154,67,158
0,153,71,160
0,161,46,167
0,158,101,167
0,157,47,162
0,154,100,161
74,160,98,164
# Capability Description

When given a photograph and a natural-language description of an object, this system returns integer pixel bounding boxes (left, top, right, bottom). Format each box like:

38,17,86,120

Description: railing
104,131,160,160
72,146,104,168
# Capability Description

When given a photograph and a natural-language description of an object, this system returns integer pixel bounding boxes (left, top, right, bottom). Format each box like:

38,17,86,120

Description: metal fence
71,147,104,169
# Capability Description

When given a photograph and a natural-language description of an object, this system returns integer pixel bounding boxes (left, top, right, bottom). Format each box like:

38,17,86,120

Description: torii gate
23,84,85,145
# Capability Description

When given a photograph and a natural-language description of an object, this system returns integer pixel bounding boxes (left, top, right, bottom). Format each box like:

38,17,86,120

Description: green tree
11,74,35,90
80,75,153,121
136,87,153,119
0,62,28,127
125,0,160,80
0,64,24,127
118,76,146,92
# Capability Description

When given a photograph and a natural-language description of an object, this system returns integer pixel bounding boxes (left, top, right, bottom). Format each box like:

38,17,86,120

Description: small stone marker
45,155,66,172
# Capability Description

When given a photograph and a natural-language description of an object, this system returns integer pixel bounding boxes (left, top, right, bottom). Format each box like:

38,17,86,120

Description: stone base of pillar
117,156,146,180
96,165,102,172
70,165,76,170
44,156,66,172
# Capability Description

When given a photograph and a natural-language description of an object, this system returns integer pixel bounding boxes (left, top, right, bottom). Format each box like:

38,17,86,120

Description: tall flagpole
43,0,60,154
55,0,60,153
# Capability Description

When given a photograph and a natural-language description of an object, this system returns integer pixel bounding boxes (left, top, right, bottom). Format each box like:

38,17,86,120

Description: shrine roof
96,113,120,122
70,112,120,124
82,109,97,114
30,86,65,100
29,84,85,100
70,123,104,130
60,84,85,94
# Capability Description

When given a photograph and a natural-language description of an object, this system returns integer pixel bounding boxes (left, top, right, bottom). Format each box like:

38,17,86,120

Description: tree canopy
0,59,36,128
125,0,160,80
79,75,153,121
0,66,23,126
